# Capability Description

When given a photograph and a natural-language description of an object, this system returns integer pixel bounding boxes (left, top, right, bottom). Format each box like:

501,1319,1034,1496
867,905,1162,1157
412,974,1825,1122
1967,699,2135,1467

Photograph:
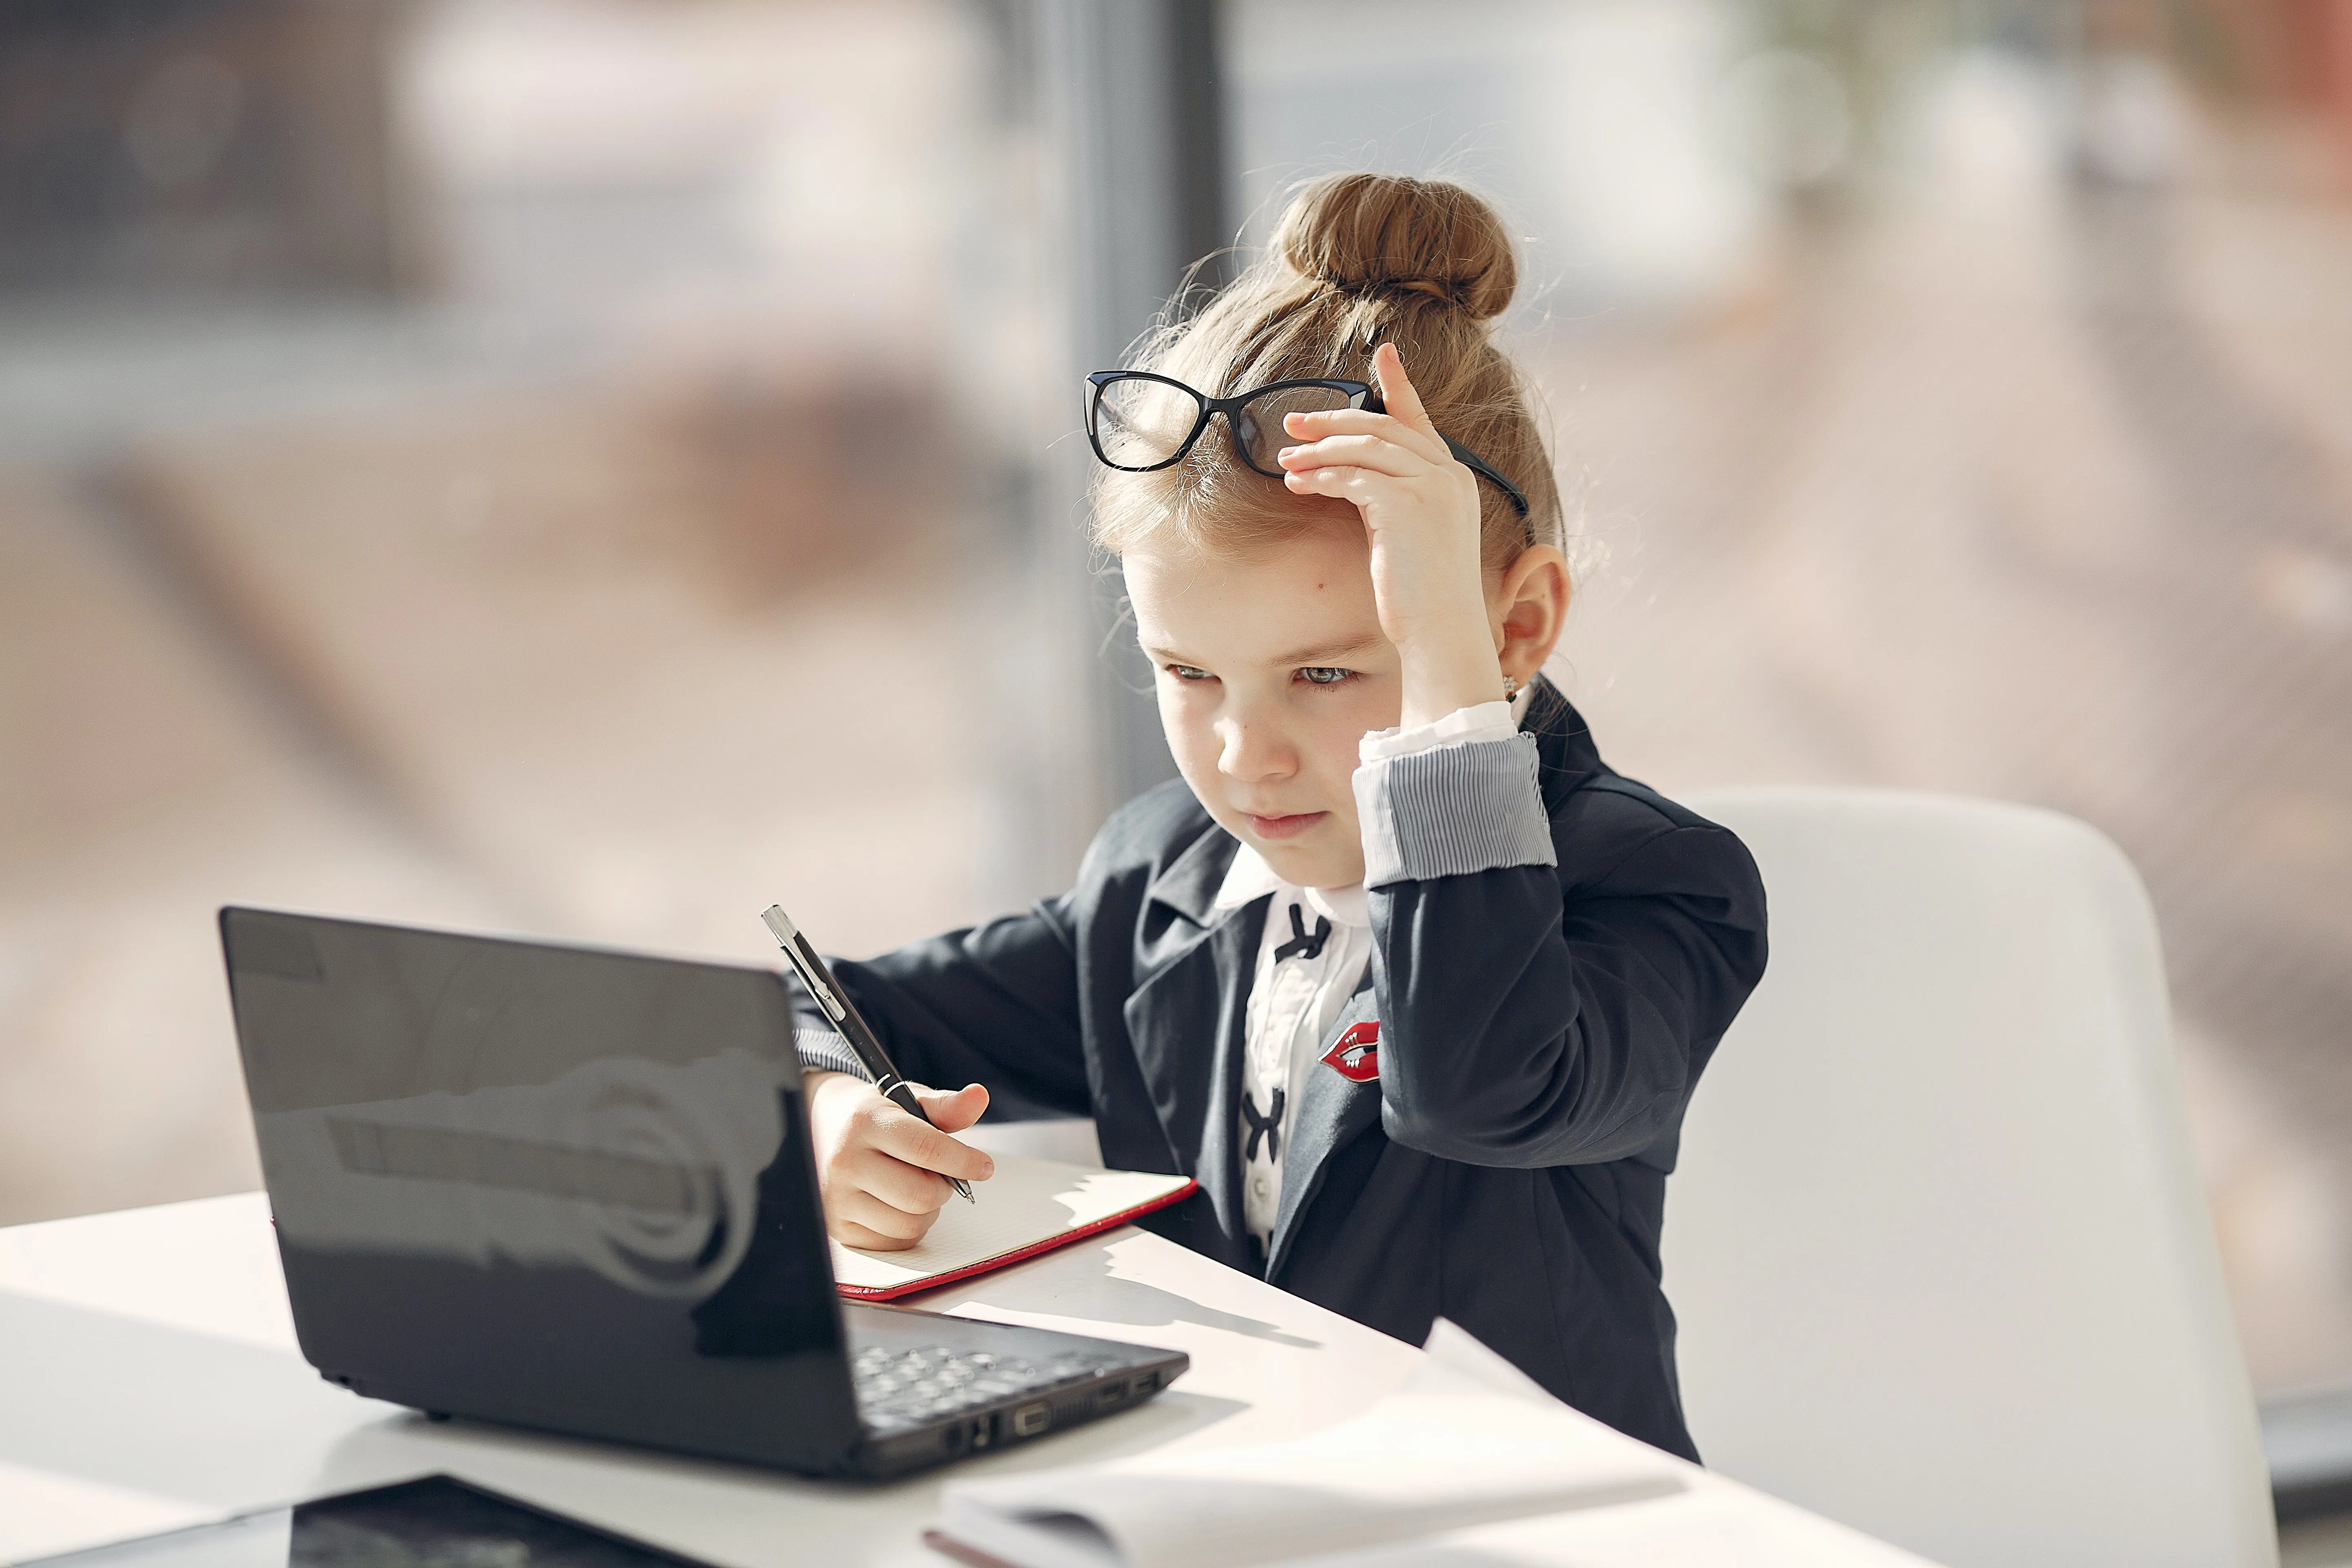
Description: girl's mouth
1244,811,1328,840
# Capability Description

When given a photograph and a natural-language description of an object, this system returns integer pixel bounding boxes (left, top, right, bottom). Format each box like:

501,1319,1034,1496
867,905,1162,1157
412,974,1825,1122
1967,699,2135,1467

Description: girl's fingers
1284,466,1383,505
1281,406,1446,461
834,1186,940,1246
849,1145,956,1216
869,1101,994,1183
1275,433,1427,478
910,1082,990,1135
1370,342,1440,441
833,1218,912,1251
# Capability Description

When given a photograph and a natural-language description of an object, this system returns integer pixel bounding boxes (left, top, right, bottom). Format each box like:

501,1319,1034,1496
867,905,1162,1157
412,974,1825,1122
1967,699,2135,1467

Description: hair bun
1274,172,1517,321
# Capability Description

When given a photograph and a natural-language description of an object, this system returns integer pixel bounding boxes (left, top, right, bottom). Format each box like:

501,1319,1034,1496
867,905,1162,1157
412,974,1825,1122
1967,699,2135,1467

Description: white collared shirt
1214,852,1372,1251
1218,687,1532,1255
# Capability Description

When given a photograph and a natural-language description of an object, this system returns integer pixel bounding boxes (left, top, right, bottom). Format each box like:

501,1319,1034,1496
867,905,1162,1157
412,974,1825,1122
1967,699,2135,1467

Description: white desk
0,1194,1932,1567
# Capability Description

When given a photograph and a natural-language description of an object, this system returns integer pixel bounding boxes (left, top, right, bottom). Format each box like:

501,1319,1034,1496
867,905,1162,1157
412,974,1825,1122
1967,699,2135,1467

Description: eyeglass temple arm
1441,436,1531,519
1359,390,1529,519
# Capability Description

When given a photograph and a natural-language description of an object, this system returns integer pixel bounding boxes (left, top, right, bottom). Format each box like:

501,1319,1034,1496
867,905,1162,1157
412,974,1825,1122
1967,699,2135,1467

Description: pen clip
762,904,846,1022
803,969,847,1023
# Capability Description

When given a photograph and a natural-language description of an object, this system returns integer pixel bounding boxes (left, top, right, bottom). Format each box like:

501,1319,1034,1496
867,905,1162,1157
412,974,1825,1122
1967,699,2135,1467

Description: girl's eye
1165,664,1215,682
1296,666,1356,687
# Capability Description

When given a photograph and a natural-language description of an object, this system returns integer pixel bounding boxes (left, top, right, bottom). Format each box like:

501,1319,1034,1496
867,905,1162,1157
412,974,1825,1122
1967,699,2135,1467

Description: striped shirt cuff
796,1029,870,1081
1353,733,1557,888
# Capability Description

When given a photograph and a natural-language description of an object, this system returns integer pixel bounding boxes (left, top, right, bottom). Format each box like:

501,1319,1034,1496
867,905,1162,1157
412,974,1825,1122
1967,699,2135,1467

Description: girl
795,173,1766,1462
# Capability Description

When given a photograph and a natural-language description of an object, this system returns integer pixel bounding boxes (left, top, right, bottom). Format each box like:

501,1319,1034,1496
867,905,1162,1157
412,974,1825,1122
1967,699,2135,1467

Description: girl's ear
1493,546,1572,687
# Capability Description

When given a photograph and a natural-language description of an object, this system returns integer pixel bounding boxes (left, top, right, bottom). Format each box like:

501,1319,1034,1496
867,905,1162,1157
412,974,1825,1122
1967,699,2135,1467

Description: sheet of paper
0,1459,226,1563
939,1327,1683,1568
1276,1488,1942,1568
829,1153,1193,1294
1419,1317,1565,1408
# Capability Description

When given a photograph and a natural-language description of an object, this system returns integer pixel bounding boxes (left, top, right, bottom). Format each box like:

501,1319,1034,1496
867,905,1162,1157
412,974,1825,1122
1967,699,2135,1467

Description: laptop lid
219,906,865,1472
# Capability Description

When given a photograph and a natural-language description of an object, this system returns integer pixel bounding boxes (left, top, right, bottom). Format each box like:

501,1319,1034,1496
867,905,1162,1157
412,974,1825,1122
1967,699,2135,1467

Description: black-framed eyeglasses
1084,371,1530,519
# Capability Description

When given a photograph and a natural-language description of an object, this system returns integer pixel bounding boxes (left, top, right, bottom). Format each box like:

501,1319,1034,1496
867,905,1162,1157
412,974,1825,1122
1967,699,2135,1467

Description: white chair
1666,786,2275,1568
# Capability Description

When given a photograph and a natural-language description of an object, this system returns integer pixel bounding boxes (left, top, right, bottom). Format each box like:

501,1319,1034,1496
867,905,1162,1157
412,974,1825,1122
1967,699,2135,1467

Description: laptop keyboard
851,1343,1116,1433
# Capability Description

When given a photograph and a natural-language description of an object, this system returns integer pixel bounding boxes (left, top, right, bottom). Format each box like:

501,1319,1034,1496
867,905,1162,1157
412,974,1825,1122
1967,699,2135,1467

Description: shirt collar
1212,844,1284,911
1212,845,1370,929
1305,881,1370,929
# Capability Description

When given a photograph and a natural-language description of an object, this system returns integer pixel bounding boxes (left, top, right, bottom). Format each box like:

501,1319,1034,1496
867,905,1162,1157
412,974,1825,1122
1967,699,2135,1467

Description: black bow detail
1272,902,1332,963
1241,1086,1285,1161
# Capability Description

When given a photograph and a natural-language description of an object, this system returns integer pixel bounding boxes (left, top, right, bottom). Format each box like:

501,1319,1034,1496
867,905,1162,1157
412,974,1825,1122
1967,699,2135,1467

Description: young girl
795,173,1766,1462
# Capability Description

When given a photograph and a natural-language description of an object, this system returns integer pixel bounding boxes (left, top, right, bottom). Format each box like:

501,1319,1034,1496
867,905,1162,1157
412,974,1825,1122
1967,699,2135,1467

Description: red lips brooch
1321,1021,1380,1082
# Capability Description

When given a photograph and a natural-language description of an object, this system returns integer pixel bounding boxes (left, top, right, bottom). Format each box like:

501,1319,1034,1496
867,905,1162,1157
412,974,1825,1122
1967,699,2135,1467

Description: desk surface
0,1193,1929,1568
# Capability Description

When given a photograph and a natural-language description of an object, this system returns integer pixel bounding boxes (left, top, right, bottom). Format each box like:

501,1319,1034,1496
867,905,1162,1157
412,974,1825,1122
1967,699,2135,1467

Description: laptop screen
220,908,860,1471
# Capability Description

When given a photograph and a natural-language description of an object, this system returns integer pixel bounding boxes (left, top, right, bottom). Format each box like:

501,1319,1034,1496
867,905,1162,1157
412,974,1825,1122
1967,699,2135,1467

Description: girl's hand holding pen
759,901,985,1225
806,1071,994,1251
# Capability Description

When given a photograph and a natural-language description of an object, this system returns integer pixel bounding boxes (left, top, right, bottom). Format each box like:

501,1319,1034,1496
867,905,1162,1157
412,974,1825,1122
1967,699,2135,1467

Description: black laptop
218,906,1187,1480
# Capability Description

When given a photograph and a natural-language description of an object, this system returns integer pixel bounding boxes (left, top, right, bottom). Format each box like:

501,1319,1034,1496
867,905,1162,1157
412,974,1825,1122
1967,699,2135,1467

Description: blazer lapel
1122,820,1263,1268
1264,974,1384,1280
1122,904,1263,1265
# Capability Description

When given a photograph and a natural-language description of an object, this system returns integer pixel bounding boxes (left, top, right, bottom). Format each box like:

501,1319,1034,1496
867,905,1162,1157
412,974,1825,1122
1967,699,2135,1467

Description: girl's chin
1240,820,1365,888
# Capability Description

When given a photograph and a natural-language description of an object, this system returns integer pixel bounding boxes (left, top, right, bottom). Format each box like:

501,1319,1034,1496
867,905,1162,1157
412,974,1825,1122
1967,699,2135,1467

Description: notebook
830,1153,1197,1301
923,1321,1688,1568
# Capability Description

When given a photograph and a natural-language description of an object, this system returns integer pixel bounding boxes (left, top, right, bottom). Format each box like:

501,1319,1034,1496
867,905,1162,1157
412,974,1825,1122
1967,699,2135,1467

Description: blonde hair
1090,172,1561,572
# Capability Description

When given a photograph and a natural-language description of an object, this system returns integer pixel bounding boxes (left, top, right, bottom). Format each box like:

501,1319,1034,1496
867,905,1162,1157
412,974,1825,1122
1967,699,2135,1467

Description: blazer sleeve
1355,737,1768,1168
791,896,1094,1121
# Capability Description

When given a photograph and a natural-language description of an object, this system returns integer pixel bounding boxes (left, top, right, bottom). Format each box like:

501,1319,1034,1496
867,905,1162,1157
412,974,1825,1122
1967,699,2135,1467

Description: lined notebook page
830,1153,1195,1297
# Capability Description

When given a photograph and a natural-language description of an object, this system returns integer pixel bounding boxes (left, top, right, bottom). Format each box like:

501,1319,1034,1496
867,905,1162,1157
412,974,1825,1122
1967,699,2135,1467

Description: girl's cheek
1154,677,1208,722
1158,703,1223,774
1331,682,1400,747
1314,714,1374,785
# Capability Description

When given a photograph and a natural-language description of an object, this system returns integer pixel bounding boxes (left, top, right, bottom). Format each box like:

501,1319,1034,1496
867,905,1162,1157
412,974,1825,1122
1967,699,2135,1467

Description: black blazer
814,679,1766,1460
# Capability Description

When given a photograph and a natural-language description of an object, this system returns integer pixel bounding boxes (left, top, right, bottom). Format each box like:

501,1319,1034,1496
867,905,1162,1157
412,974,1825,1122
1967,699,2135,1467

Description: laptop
218,905,1188,1480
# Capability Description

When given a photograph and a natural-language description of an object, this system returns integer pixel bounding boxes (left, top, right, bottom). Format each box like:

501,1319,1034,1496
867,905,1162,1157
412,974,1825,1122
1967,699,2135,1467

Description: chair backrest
1667,786,2275,1568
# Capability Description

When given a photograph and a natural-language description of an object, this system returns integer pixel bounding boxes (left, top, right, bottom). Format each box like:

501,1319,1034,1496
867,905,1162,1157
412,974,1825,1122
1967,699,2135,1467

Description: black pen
761,903,975,1203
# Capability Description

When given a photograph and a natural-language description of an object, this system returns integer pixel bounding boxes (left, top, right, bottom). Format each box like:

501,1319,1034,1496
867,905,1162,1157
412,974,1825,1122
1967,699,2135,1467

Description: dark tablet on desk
22,1475,714,1568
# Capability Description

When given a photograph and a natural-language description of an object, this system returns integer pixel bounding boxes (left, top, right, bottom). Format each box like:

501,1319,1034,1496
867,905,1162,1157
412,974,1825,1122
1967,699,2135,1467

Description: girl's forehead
1124,525,1384,659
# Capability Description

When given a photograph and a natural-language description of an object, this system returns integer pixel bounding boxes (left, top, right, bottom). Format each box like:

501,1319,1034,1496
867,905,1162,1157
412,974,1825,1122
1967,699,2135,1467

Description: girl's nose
1217,715,1295,783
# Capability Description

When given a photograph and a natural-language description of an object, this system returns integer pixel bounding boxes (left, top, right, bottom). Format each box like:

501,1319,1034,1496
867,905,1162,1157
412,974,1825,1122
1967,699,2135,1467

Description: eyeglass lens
1092,378,1204,470
1227,385,1364,476
1093,379,1369,474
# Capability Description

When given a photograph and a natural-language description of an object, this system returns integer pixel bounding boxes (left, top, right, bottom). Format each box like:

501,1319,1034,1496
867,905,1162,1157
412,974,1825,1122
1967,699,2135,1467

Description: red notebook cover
829,1156,1199,1302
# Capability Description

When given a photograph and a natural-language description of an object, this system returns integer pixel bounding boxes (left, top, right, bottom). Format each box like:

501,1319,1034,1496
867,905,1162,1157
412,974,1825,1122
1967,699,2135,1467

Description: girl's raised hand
1277,342,1505,726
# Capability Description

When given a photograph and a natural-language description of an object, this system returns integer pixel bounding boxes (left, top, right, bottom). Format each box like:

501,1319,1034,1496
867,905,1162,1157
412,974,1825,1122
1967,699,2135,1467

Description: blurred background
1,0,2348,1516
